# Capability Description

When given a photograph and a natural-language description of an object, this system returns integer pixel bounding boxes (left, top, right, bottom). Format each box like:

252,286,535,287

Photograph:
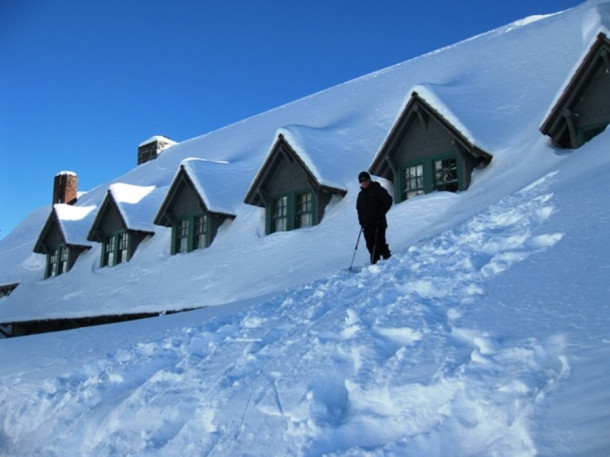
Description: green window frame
102,230,131,267
271,196,288,233
268,190,316,234
175,218,190,254
193,214,209,250
402,164,425,201
295,192,313,228
60,245,70,274
172,212,210,254
434,157,459,192
45,245,70,278
398,153,462,202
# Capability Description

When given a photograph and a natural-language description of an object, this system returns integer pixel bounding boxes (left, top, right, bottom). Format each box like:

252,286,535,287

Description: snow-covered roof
369,88,493,175
277,126,357,191
106,183,161,233
540,29,610,131
0,1,604,324
33,204,96,254
54,204,97,246
245,129,351,205
180,158,237,216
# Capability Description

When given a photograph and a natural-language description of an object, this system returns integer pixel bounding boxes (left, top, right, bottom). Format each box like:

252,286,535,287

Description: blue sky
0,0,583,239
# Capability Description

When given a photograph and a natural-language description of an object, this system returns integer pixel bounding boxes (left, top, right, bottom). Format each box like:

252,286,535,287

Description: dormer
137,136,177,165
370,91,492,203
87,184,157,267
541,33,610,148
154,159,237,254
33,204,95,278
244,133,346,235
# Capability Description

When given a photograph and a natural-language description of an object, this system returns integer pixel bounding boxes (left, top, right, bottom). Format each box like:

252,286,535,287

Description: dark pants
363,225,391,264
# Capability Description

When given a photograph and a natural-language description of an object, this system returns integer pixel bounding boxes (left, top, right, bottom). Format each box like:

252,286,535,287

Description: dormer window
370,91,491,202
45,245,68,278
172,213,211,254
244,134,346,235
402,164,425,200
296,192,313,228
34,204,94,279
102,230,130,267
154,160,236,255
267,190,314,234
272,196,288,232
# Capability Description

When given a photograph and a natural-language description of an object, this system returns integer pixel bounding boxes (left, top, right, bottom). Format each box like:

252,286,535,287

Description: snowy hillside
0,125,608,456
0,1,609,456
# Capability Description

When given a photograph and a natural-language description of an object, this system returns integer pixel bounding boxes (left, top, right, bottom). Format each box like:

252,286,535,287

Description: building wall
266,154,310,196
575,64,610,128
99,205,124,234
171,181,202,216
44,222,64,250
395,114,457,163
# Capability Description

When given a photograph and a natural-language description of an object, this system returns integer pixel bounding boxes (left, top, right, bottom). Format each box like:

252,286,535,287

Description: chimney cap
138,135,177,148
55,170,77,177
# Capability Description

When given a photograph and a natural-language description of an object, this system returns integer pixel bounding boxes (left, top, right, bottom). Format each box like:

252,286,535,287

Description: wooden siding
266,152,311,197
98,203,124,234
41,221,64,252
574,64,610,129
370,92,491,202
170,180,202,217
394,113,456,163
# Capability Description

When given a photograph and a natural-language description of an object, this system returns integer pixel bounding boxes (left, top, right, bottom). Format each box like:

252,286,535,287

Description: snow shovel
347,227,363,273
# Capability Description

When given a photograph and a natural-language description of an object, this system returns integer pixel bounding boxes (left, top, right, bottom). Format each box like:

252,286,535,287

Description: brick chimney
137,136,177,165
53,171,78,205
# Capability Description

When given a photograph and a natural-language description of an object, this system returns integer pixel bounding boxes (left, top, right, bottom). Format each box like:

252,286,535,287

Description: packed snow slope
0,122,608,456
0,1,609,456
0,1,608,322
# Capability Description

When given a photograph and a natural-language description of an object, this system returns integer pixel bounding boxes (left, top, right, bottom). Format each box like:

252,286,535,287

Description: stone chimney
137,136,177,165
53,171,78,205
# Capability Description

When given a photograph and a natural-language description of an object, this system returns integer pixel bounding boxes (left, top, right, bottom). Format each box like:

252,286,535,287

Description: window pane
176,219,189,253
273,196,288,232
49,249,59,277
403,165,425,200
296,192,313,228
194,215,207,249
118,232,129,263
105,235,115,266
434,158,458,192
60,246,69,274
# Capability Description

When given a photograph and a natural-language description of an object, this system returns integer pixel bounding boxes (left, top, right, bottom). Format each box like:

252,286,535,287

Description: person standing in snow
356,171,392,264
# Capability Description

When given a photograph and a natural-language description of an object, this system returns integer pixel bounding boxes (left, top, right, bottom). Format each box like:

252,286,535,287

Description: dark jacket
356,181,393,228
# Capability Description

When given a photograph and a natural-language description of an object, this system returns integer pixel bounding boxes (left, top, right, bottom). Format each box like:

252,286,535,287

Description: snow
0,1,609,455
410,84,485,150
54,170,77,177
180,159,238,215
107,183,162,234
138,135,177,148
54,204,97,245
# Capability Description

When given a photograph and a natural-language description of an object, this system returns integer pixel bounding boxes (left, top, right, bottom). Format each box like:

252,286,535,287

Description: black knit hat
358,171,371,182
